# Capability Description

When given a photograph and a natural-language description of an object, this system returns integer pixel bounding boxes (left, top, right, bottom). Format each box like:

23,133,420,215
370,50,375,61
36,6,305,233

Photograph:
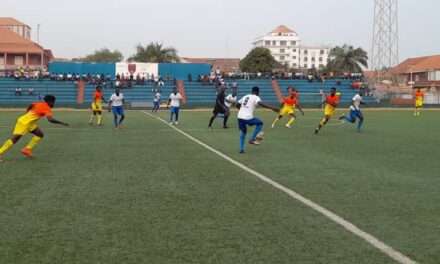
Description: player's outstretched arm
258,102,279,113
47,116,69,126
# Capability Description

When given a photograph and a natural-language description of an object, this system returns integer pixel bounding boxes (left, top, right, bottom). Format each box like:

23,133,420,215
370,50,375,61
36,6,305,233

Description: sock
175,111,179,122
239,131,246,152
357,118,364,131
25,136,42,150
119,115,125,125
170,112,174,122
272,117,280,127
223,115,229,127
319,118,327,127
208,115,216,127
345,116,355,123
287,117,296,126
114,115,118,127
89,114,95,123
251,123,263,141
97,114,102,125
0,139,14,155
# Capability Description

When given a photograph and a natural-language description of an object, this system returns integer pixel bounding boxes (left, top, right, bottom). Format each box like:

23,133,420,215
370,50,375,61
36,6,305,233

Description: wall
158,63,210,80
49,62,116,77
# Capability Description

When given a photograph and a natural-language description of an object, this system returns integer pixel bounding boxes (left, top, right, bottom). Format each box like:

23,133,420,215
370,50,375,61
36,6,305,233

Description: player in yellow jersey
0,95,69,162
272,87,304,128
89,86,106,125
414,88,425,117
315,87,341,134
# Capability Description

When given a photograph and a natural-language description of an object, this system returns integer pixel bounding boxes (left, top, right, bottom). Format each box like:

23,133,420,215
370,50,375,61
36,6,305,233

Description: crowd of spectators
196,70,365,85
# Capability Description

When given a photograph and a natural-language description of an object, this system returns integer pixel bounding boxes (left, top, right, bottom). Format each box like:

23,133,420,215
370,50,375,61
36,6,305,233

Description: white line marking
142,111,417,264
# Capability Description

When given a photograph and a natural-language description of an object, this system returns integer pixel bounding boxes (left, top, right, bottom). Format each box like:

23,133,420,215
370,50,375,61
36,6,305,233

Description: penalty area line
142,111,416,264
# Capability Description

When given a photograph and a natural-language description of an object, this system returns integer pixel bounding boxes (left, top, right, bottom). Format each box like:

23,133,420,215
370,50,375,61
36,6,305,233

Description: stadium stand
0,78,375,107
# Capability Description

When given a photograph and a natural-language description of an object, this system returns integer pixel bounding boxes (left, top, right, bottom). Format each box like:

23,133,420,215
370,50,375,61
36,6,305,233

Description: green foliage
240,47,277,73
77,48,123,63
129,42,180,63
326,45,368,73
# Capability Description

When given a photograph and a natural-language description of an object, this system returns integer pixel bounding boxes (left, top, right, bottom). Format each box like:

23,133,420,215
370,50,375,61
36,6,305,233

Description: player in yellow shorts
272,87,304,128
0,95,69,162
315,87,341,134
89,86,106,125
414,88,424,116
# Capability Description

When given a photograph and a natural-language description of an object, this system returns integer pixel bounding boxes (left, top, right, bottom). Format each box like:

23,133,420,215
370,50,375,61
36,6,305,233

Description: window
292,63,297,67
304,64,308,68
319,57,323,62
311,64,316,68
292,49,297,53
311,57,316,62
265,41,271,46
304,50,308,55
304,57,308,62
280,56,285,60
292,56,297,60
272,41,277,46
320,50,325,55
280,49,285,53
14,56,24,66
291,41,297,46
280,41,287,46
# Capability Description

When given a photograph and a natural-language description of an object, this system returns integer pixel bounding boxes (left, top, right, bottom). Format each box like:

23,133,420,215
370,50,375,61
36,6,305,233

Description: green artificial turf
1,109,439,263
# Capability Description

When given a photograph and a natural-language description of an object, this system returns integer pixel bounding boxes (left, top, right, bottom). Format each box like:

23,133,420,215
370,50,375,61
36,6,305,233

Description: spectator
158,77,164,87
15,87,22,96
28,87,34,96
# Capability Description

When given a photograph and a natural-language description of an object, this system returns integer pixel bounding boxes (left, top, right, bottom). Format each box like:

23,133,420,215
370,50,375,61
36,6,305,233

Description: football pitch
1,109,440,264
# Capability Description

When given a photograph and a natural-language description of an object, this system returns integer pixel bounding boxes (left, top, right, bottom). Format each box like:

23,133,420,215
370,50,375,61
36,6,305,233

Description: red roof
0,27,45,53
392,55,440,74
271,25,296,34
0,17,29,27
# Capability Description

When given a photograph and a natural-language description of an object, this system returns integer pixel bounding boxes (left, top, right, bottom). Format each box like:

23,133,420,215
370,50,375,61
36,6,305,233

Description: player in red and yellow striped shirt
0,95,69,162
89,86,106,126
272,87,304,128
414,88,425,117
315,87,341,134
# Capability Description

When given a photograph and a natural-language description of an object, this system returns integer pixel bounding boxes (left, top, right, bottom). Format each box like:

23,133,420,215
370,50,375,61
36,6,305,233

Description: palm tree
129,42,180,63
326,45,368,73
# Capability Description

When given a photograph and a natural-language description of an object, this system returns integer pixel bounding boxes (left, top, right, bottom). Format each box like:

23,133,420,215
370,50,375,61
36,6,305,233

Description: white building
253,25,330,70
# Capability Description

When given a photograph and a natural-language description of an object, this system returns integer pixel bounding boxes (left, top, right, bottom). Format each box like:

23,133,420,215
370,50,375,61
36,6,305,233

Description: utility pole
371,0,399,72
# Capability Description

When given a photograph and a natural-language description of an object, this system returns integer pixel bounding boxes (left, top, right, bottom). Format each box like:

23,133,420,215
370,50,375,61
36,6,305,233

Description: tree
129,42,180,63
240,47,277,73
77,48,123,63
326,45,368,73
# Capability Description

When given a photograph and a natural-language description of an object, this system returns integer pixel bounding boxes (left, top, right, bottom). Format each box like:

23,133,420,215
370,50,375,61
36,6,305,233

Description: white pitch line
142,111,417,264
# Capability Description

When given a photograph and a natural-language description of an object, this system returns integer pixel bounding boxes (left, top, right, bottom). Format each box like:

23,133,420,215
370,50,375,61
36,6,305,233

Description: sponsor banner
115,63,158,78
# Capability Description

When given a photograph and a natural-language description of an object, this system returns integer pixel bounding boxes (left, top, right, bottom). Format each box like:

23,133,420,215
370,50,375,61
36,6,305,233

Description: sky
2,0,439,62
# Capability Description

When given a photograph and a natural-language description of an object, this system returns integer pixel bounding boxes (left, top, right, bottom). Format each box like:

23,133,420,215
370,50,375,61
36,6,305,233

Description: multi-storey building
253,25,330,70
